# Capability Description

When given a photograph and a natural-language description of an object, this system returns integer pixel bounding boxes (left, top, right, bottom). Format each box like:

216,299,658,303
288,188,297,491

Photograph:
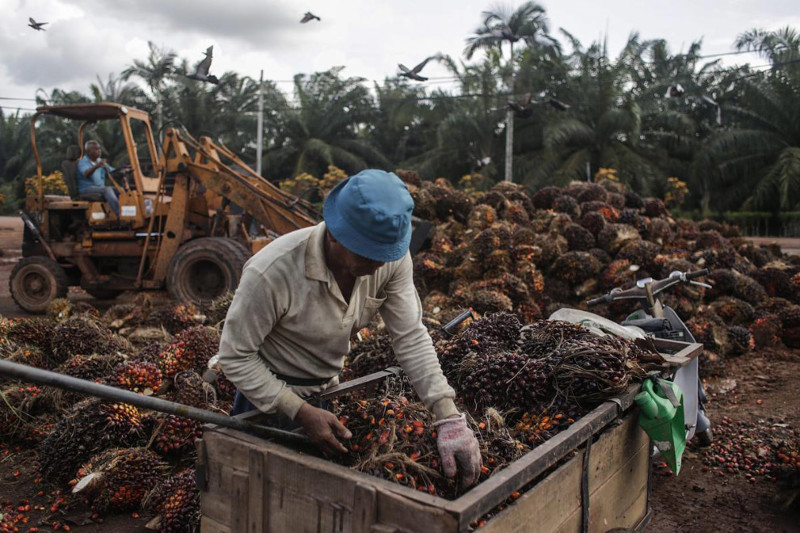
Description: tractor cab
29,103,162,232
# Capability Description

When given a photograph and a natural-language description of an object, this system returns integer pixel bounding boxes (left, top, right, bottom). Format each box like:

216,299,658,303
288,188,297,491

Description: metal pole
504,108,514,183
256,70,264,176
0,359,309,445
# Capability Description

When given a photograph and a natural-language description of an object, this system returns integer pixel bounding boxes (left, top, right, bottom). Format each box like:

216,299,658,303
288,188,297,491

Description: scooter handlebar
586,294,611,307
685,268,709,280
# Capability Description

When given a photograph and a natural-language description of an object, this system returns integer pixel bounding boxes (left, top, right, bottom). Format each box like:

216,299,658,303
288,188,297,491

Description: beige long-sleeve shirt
217,222,458,421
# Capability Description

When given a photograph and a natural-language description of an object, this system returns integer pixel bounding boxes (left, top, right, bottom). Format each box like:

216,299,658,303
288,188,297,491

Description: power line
0,96,38,101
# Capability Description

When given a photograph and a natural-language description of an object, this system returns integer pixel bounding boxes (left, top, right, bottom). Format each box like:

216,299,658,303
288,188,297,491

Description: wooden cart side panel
587,438,650,531
480,452,583,533
201,516,232,533
374,487,460,533
479,411,649,533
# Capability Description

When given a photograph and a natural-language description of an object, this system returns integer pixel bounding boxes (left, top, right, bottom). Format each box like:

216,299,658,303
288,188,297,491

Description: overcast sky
1,0,798,112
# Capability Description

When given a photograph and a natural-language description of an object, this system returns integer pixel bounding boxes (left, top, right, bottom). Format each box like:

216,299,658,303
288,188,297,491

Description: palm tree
262,67,390,180
90,74,147,106
121,41,177,137
695,28,800,212
525,34,663,192
464,1,559,182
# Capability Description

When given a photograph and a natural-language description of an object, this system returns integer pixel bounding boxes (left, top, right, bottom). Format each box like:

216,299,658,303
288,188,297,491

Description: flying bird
301,12,320,23
507,92,533,118
398,55,439,82
187,46,219,84
665,84,685,98
28,17,48,31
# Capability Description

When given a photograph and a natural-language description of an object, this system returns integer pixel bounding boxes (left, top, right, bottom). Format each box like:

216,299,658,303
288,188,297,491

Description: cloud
70,0,301,48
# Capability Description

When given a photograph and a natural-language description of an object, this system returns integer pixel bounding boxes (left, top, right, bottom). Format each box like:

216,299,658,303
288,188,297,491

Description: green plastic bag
635,378,686,475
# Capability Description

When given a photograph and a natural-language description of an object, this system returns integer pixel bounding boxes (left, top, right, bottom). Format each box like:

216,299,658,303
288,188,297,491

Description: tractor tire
167,237,251,305
9,256,69,314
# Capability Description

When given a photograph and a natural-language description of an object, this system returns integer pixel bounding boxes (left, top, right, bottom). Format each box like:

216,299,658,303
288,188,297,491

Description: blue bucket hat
323,169,414,262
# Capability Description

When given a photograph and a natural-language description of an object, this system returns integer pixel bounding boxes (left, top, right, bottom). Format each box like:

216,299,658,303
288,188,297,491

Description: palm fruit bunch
50,316,121,364
597,223,641,255
146,302,202,334
5,317,56,356
687,309,732,356
698,350,726,378
458,350,550,411
205,291,235,327
530,186,561,209
173,370,217,409
71,447,168,512
549,335,642,406
425,179,472,223
157,326,219,380
778,305,800,348
437,312,520,378
552,194,580,217
549,251,603,285
0,344,48,382
455,287,513,315
39,399,145,484
107,360,163,394
144,469,200,533
148,414,203,457
0,384,43,442
645,218,673,245
709,297,755,326
132,341,166,365
617,240,660,271
749,314,782,349
727,326,755,356
103,302,137,324
600,259,636,290
342,331,396,381
564,223,595,251
755,266,800,302
579,210,607,236
413,252,451,296
47,297,73,321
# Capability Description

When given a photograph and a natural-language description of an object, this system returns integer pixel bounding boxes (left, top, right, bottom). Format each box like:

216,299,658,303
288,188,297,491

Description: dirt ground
0,216,798,532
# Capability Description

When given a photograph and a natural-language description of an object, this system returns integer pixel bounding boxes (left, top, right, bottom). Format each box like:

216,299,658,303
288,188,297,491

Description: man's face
86,143,101,160
333,243,385,277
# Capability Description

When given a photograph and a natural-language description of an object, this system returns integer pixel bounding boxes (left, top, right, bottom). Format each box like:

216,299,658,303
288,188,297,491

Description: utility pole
504,108,514,182
256,70,264,176
504,41,515,183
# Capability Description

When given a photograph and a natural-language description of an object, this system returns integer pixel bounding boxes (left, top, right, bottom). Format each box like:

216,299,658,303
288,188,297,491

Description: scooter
550,269,713,446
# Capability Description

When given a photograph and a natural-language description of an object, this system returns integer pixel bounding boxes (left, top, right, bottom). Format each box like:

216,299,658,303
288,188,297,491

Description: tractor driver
76,140,120,216
216,169,482,488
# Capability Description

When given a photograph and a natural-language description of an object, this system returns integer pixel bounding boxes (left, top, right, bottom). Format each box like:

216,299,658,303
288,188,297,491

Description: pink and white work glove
434,413,482,488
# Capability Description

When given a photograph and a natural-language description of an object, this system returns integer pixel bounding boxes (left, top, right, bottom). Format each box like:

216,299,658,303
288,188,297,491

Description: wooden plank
588,413,648,489
452,399,620,529
230,471,249,533
353,484,377,533
481,452,583,533
201,515,232,533
588,440,650,531
248,449,267,533
375,487,459,533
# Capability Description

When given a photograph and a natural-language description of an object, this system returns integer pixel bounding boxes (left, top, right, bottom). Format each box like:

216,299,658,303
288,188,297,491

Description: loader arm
162,128,319,235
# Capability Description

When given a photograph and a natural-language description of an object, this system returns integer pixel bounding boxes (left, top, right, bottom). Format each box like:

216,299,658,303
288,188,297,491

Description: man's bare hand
295,403,352,455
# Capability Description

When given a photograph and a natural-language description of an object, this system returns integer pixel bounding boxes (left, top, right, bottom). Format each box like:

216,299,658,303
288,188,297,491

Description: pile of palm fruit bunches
1,171,800,527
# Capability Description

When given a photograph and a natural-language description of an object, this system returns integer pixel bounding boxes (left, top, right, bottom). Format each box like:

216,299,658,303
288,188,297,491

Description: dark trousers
230,390,330,431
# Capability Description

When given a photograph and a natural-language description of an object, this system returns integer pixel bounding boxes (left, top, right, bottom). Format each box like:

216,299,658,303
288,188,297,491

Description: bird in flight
507,92,533,118
398,55,440,82
301,12,320,23
186,46,219,84
28,17,48,31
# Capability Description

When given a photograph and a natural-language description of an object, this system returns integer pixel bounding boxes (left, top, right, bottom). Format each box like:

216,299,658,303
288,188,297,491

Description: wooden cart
196,339,701,533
